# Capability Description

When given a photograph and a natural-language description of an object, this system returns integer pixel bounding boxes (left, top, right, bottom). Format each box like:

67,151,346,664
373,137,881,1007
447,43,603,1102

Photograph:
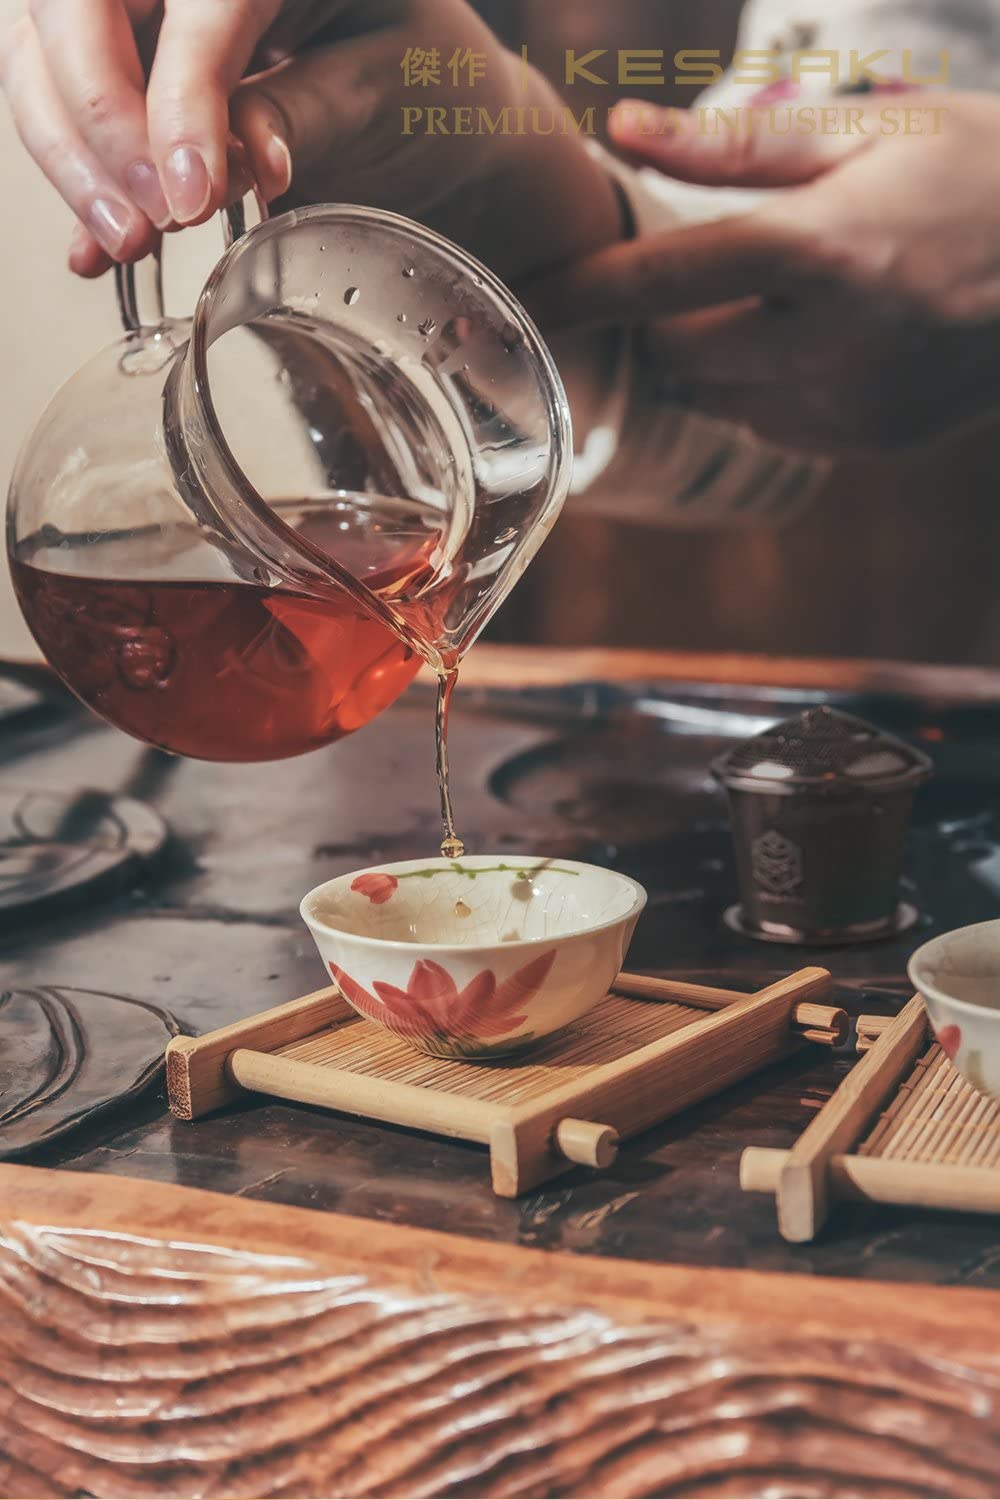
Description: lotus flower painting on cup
329,951,555,1058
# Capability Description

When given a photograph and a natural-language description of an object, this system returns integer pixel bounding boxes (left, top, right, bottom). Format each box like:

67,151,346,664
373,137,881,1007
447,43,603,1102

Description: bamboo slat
859,1044,1000,1170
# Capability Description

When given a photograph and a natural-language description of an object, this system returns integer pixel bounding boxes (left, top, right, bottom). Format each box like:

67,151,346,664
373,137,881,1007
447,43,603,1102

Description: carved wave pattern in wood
0,986,178,1158
0,787,167,921
1,1217,998,1498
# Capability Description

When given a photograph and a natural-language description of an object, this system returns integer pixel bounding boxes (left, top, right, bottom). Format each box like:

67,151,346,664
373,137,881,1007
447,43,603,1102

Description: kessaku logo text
558,48,950,90
398,42,952,138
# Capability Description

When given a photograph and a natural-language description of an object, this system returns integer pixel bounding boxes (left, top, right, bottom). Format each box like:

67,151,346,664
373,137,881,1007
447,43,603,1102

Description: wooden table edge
455,644,1000,701
3,1162,999,1364
12,645,1000,702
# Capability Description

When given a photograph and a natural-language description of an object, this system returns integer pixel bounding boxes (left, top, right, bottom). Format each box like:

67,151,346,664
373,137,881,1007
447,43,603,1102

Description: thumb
231,39,385,206
608,98,870,189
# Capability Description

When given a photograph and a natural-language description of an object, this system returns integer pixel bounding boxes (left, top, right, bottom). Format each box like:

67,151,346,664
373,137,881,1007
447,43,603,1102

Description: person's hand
1,0,621,284
536,91,1000,451
2,0,297,273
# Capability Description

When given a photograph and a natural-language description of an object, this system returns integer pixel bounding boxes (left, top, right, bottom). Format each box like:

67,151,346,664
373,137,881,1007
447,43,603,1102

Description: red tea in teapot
11,494,443,762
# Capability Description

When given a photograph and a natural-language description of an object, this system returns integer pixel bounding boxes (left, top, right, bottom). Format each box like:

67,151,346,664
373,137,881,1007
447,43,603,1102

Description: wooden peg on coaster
555,1119,619,1169
615,971,848,1047
856,1014,894,1053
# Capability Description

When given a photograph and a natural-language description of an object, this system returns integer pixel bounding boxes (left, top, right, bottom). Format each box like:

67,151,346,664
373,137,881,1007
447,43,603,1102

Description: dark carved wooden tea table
3,645,1000,1497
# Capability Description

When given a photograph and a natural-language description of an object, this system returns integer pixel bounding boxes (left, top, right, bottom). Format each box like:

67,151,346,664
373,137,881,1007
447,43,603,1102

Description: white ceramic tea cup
300,855,647,1059
908,919,1000,1100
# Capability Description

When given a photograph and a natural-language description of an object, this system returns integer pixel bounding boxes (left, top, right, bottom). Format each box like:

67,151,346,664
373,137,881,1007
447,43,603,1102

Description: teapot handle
115,244,163,335
115,179,269,335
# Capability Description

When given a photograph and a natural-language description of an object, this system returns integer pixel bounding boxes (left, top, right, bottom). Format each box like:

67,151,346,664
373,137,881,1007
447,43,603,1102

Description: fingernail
265,130,292,196
86,197,130,255
163,144,211,224
126,158,170,228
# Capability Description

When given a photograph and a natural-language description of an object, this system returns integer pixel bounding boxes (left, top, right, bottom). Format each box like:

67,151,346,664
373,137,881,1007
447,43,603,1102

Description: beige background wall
0,1,106,655
0,0,214,658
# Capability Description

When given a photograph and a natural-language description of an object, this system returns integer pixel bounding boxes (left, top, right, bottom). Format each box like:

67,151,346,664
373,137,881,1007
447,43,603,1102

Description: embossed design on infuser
752,831,804,898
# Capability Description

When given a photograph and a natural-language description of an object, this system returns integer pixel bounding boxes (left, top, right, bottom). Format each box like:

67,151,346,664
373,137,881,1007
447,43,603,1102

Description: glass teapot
7,202,572,762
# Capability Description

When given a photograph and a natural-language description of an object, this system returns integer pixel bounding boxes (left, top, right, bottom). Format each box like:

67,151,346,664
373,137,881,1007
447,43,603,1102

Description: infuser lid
712,706,933,794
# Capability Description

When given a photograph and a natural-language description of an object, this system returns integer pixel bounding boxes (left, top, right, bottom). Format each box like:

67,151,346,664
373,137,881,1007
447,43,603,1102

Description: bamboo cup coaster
167,967,845,1197
741,996,1000,1240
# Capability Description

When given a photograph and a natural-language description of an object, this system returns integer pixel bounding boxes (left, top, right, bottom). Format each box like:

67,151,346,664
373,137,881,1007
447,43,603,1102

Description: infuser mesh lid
712,706,933,793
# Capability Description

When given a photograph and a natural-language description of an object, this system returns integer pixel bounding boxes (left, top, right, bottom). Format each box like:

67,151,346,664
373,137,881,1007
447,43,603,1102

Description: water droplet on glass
501,321,523,353
418,317,437,338
319,244,326,251
344,286,360,306
397,312,407,323
462,363,470,372
402,266,416,278
472,274,483,287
